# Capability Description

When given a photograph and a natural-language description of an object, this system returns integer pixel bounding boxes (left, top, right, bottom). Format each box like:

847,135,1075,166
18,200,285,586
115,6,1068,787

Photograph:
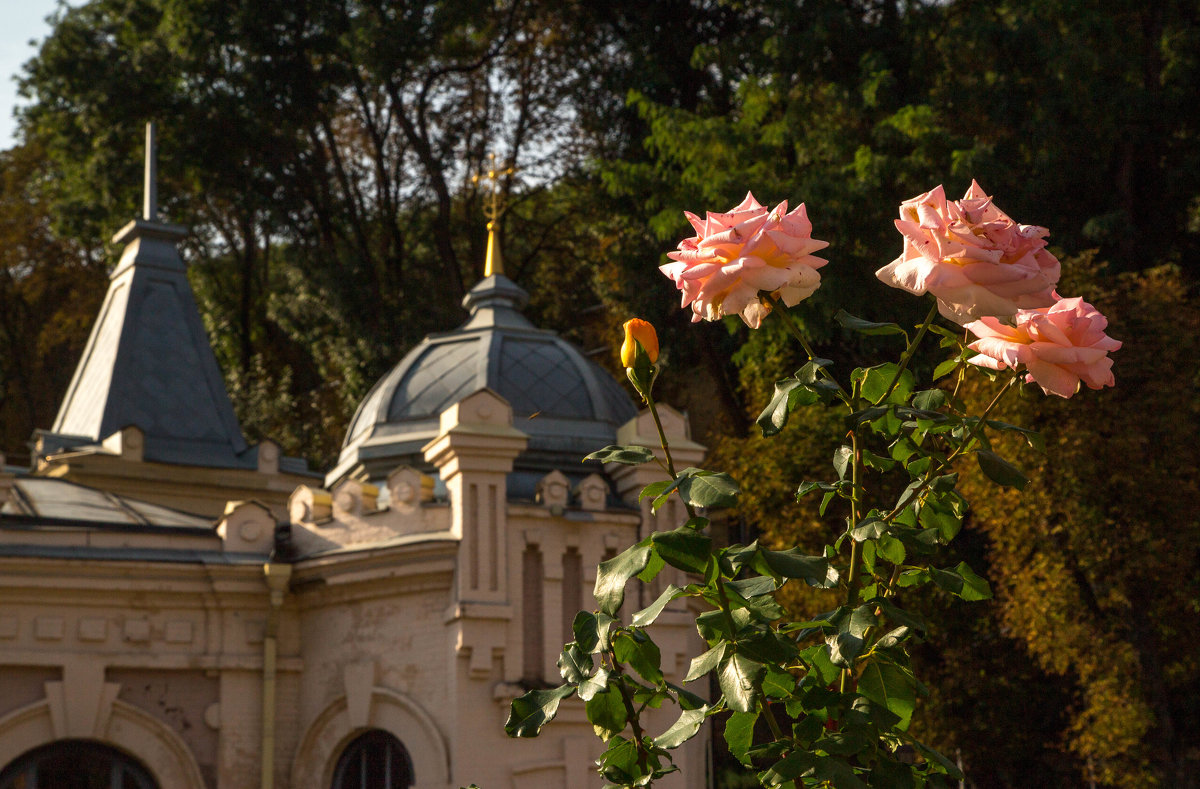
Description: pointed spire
473,153,515,278
48,122,250,467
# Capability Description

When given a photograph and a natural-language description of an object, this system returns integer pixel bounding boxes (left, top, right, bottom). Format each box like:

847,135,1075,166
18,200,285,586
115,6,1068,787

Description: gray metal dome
327,275,637,486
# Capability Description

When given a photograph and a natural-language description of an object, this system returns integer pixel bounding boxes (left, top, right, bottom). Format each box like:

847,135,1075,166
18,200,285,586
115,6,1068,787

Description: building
0,129,708,789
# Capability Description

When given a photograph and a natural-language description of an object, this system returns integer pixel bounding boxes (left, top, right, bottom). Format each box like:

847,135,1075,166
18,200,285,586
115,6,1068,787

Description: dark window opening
330,730,413,789
0,739,158,789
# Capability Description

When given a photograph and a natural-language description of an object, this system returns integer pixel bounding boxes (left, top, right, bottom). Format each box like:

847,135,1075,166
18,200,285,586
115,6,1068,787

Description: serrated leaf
558,642,593,683
757,378,820,437
613,631,664,684
586,684,628,741
762,666,797,698
759,750,818,785
933,358,961,380
594,542,652,615
859,661,918,729
719,652,765,713
578,667,610,701
833,445,853,480
655,705,710,749
877,533,906,564
585,445,655,465
976,449,1028,490
853,363,916,405
724,709,759,767
505,684,575,737
683,642,726,682
929,562,992,601
651,528,712,574
851,517,886,541
835,309,909,340
638,479,673,502
910,389,947,410
759,548,838,587
675,468,740,509
632,584,686,627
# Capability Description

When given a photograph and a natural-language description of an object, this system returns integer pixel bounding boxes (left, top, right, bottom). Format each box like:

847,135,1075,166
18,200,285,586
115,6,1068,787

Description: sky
0,0,64,148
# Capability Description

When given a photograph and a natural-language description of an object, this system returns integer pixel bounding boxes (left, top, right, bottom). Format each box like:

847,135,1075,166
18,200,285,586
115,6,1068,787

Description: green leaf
638,479,673,502
573,611,614,653
762,666,797,698
835,309,909,340
594,542,652,615
632,584,686,627
798,358,834,384
651,528,712,574
933,358,961,380
675,468,740,509
851,517,886,541
585,445,655,465
578,667,610,701
719,652,765,713
976,449,1028,490
877,533,906,564
929,562,992,601
853,363,916,405
586,683,628,741
723,710,759,767
757,378,820,437
614,631,664,685
758,750,818,785
858,661,918,729
910,389,946,411
833,445,853,480
558,642,593,683
683,642,726,682
986,420,1045,452
505,684,575,738
759,548,839,587
655,705,710,749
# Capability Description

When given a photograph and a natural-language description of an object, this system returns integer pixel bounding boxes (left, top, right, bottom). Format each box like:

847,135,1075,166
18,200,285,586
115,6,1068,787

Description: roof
45,218,253,469
1,476,211,529
329,274,637,485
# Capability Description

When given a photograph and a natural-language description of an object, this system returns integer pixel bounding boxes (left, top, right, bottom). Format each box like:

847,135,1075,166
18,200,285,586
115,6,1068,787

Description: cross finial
472,153,516,277
143,122,157,222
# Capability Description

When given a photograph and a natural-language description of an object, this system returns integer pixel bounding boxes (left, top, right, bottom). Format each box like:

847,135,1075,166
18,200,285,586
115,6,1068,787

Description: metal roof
45,218,253,468
329,274,637,485
1,476,211,529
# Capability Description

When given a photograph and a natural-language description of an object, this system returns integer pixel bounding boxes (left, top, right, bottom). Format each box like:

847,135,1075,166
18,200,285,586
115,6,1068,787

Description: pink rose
876,180,1061,324
662,192,829,328
964,297,1122,398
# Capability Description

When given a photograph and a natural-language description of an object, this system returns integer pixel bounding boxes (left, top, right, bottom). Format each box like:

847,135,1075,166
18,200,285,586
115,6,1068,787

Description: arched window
331,730,413,789
0,740,158,789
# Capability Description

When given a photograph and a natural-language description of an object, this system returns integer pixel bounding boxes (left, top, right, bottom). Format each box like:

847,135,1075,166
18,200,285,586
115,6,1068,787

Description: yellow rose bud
621,318,659,367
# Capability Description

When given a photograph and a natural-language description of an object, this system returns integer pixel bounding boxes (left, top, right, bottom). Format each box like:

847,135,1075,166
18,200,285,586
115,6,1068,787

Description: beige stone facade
0,390,708,789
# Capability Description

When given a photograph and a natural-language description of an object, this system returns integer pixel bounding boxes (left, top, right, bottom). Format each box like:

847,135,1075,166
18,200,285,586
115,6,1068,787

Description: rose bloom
661,192,829,328
620,318,659,366
876,180,1060,324
964,297,1122,398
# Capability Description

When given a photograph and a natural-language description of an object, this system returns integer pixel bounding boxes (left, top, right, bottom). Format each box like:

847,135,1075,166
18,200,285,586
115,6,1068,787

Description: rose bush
508,181,1119,789
661,192,828,328
875,180,1061,324
965,296,1122,398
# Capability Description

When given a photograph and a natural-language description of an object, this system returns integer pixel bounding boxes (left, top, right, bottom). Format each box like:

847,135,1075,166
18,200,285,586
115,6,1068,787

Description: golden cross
472,153,516,277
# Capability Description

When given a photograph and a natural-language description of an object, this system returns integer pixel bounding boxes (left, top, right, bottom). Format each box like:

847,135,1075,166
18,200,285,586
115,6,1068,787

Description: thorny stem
877,301,940,404
764,296,852,404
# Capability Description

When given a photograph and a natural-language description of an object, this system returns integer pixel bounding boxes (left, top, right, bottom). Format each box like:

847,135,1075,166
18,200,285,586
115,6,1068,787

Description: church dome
328,274,637,486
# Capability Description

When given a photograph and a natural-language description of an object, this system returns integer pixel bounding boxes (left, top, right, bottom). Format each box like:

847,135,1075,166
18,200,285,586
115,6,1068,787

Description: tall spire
48,121,251,467
473,153,515,278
